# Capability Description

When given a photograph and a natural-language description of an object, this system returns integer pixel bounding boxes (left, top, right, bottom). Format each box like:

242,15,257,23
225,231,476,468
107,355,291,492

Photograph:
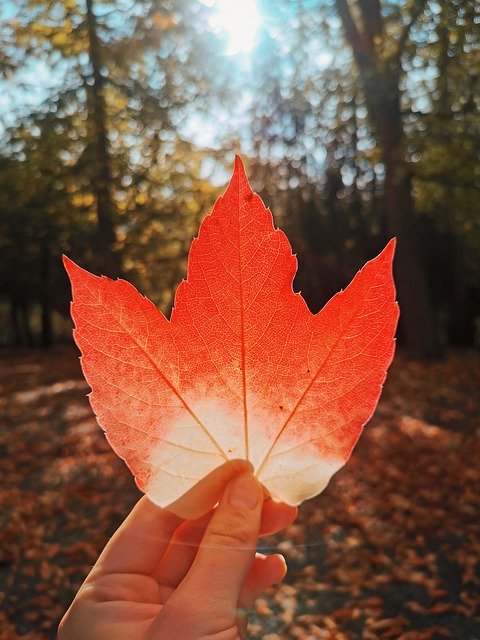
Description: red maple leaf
64,157,399,514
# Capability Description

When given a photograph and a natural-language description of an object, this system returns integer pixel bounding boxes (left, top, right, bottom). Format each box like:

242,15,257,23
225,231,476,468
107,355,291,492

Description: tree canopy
0,0,479,354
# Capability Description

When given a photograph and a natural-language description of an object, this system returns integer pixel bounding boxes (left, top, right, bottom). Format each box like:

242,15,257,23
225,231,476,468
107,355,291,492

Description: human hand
58,470,297,639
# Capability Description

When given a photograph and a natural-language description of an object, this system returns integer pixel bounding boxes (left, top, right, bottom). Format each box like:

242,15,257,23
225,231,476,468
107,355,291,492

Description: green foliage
0,0,230,344
0,0,478,347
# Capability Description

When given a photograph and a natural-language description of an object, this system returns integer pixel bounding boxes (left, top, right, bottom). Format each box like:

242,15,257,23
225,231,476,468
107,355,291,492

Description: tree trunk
40,237,53,348
20,303,34,348
373,84,439,356
85,0,122,277
9,296,22,346
436,2,469,346
383,151,439,356
335,0,440,357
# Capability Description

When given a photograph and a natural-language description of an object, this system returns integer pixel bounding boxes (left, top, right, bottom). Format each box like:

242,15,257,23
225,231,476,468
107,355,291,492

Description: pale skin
58,470,297,640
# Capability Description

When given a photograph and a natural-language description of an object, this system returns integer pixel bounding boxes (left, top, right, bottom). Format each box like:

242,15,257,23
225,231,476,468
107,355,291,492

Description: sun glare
207,0,261,55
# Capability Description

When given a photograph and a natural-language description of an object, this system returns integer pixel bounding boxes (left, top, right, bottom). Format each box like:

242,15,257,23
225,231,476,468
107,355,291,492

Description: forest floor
0,346,479,640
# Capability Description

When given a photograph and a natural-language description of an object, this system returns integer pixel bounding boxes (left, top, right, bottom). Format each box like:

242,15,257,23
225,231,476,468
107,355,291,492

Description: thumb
176,471,263,619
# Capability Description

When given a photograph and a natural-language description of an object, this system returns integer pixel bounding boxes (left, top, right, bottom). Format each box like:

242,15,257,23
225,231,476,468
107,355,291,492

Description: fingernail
228,473,261,510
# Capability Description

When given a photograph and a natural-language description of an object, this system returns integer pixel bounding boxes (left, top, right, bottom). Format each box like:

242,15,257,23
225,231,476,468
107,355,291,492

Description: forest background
1,2,480,639
0,0,479,357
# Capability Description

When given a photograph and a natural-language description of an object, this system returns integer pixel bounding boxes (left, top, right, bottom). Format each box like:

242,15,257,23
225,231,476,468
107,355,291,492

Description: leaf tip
62,254,75,272
63,255,85,288
221,154,255,205
383,237,397,262
231,154,250,190
63,254,90,281
363,238,396,277
233,153,246,176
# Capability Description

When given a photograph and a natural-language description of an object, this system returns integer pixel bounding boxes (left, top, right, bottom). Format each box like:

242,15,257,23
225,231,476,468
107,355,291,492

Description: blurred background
1,2,480,639
0,0,479,356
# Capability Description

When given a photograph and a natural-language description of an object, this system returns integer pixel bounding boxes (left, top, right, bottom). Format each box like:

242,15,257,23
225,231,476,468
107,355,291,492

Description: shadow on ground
0,347,479,639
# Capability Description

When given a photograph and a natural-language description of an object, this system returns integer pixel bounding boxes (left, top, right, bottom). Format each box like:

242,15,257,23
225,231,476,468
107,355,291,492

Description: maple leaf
64,157,399,514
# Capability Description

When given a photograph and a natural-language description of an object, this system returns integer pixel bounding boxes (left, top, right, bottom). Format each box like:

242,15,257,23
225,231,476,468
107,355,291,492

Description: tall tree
408,0,480,345
84,0,120,275
248,7,388,312
334,0,440,356
9,0,228,277
0,0,231,344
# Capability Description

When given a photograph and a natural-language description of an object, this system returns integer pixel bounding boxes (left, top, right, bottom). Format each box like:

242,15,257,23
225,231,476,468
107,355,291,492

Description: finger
236,553,287,640
153,511,213,601
239,553,287,608
171,471,263,617
154,498,296,591
260,500,298,536
93,463,252,579
166,459,252,519
91,496,183,578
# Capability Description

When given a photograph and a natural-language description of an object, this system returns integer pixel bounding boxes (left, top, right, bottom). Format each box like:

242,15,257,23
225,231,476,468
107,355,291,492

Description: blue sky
0,0,333,172
0,0,262,138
